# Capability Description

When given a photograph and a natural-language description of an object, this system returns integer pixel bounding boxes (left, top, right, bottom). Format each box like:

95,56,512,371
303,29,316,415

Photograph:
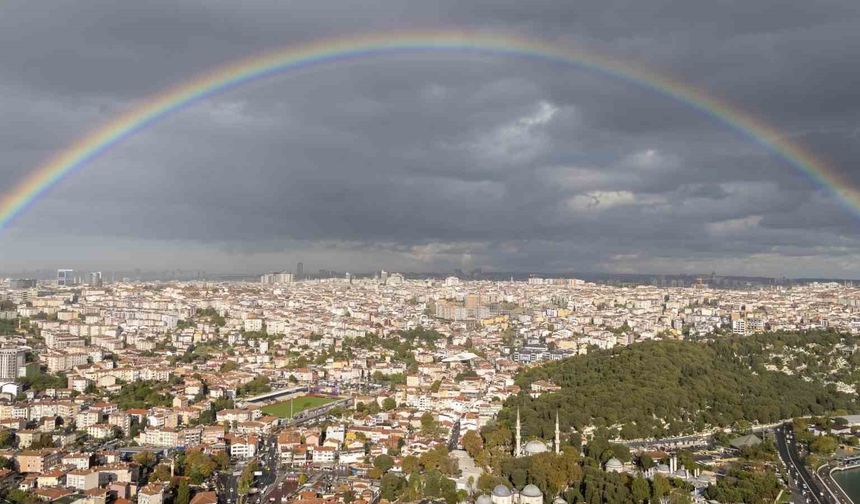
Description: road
816,463,855,504
217,434,282,504
774,424,835,504
255,434,281,503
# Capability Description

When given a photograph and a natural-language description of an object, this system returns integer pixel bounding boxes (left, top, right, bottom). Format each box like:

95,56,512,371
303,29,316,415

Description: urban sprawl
0,270,859,504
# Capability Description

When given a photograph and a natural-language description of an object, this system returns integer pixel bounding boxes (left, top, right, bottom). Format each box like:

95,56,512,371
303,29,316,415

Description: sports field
261,395,339,418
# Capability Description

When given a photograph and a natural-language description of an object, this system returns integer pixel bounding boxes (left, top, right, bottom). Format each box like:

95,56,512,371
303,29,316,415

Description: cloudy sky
2,0,860,277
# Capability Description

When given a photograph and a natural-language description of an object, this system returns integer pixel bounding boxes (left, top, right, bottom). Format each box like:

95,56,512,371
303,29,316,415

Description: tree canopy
503,333,860,440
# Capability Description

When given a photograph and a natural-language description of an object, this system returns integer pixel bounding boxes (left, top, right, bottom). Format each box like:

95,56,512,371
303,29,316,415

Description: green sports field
261,395,339,418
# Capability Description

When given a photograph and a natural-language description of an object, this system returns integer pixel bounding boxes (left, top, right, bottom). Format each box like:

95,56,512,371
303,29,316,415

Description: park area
261,395,339,418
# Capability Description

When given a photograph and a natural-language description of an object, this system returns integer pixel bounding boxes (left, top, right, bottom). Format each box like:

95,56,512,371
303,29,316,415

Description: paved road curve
775,424,832,504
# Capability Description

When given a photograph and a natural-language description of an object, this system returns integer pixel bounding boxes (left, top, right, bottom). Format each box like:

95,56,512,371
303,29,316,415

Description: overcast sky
2,0,860,277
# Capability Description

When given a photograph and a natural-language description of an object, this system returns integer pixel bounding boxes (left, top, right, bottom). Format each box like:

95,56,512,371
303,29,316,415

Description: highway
816,464,855,504
774,424,836,504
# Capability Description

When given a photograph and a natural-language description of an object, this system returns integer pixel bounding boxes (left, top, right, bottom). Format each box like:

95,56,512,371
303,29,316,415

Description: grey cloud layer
1,0,860,276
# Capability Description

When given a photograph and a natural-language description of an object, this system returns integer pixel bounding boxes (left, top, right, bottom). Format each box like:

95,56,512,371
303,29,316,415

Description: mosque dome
605,457,623,472
492,485,513,498
476,495,493,504
524,439,548,455
521,485,543,498
553,498,567,504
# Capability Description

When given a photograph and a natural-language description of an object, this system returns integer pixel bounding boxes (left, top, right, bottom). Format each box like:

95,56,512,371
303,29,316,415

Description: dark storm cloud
2,0,860,276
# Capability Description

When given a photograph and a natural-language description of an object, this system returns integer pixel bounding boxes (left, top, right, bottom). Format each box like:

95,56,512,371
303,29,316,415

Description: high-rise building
296,262,304,280
57,269,75,286
88,272,103,287
6,279,36,289
0,348,26,380
260,272,294,285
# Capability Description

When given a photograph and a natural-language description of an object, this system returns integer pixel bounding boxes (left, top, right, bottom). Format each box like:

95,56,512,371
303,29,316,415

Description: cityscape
0,270,859,504
2,1,860,504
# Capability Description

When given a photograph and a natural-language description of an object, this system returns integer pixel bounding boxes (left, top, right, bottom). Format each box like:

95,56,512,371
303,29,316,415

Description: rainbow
1,30,856,231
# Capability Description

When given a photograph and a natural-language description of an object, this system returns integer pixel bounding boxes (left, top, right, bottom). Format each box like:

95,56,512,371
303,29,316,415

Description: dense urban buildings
0,274,858,504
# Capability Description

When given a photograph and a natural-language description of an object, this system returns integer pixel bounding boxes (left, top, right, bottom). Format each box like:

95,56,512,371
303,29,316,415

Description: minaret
515,408,522,457
555,410,560,455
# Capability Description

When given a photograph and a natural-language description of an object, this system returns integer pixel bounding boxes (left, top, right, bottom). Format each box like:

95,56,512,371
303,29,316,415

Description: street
774,424,837,504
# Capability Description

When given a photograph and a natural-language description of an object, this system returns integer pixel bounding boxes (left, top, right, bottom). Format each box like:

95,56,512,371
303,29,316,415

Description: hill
501,332,860,440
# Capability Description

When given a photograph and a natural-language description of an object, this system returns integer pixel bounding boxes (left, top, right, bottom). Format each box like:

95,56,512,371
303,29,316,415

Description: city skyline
3,3,860,503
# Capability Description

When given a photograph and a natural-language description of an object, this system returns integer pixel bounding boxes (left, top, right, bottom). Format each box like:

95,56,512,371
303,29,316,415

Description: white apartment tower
0,348,26,380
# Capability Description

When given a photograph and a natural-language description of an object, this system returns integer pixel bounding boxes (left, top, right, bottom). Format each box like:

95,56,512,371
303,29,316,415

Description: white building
0,347,25,380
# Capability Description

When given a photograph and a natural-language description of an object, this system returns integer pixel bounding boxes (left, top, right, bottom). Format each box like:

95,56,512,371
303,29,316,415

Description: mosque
472,410,714,504
514,408,561,457
470,410,566,504
476,483,568,504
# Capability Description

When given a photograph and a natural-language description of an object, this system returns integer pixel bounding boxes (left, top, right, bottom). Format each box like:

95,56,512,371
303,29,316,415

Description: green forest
501,332,860,440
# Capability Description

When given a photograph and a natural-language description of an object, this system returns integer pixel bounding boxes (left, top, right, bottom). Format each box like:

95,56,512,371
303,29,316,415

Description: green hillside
502,332,860,440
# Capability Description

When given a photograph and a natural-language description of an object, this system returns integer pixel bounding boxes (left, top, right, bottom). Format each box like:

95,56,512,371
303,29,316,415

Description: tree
176,480,191,504
811,435,838,455
30,433,55,449
502,334,860,442
367,401,381,415
219,361,238,372
212,450,230,470
482,424,512,451
0,456,15,470
668,491,692,504
134,451,157,469
477,474,510,494
419,445,458,475
185,450,217,484
6,489,41,504
463,429,484,458
0,430,15,448
151,464,172,482
705,463,781,503
237,461,258,503
374,454,394,472
382,397,397,411
651,474,671,502
402,455,420,474
421,412,438,435
380,473,406,501
631,476,650,504
638,454,655,470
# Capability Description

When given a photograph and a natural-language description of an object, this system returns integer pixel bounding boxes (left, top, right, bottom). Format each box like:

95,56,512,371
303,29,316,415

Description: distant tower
555,410,560,455
515,408,522,457
296,262,304,280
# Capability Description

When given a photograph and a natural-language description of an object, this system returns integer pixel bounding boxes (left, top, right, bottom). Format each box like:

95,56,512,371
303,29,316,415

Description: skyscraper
57,269,74,286
296,262,304,280
89,272,103,287
260,272,294,285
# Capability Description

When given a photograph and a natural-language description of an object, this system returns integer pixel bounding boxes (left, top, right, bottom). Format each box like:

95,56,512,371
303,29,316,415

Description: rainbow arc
1,30,854,231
